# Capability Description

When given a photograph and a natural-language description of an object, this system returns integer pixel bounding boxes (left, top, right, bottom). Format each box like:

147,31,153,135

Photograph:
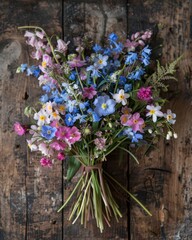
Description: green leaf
66,156,81,181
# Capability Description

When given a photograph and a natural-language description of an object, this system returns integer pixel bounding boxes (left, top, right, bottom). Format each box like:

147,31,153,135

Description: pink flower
24,31,37,47
127,113,144,132
83,86,97,99
67,56,86,68
14,122,26,136
68,126,81,144
137,87,152,102
56,126,71,140
56,39,70,53
57,152,65,161
50,141,66,151
50,120,60,128
40,157,52,167
120,114,131,126
94,138,106,150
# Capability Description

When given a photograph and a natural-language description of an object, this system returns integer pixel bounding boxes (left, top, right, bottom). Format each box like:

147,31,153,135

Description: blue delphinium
93,95,116,117
124,83,132,92
41,125,57,140
141,45,151,66
93,44,102,53
108,33,118,43
128,68,145,80
125,52,138,65
20,64,28,72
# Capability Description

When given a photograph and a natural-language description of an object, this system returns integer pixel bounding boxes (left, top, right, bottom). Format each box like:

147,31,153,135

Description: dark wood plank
63,0,129,239
127,0,192,239
0,1,63,239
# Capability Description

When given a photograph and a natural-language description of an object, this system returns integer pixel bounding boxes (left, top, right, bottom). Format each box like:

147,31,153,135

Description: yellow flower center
59,105,65,111
167,115,172,120
52,112,58,118
39,115,46,121
119,94,125,100
121,115,128,124
98,59,103,64
101,103,107,109
150,109,155,114
42,61,47,68
47,130,51,134
133,119,138,124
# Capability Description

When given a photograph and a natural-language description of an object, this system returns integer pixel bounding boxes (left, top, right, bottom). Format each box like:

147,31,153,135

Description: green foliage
146,56,182,92
66,156,81,181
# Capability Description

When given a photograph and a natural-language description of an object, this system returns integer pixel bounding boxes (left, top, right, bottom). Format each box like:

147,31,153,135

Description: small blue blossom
20,64,28,72
119,76,127,85
40,94,49,103
42,85,51,93
124,83,132,92
86,65,101,78
69,71,76,81
87,108,101,122
95,54,108,69
123,128,143,143
93,44,102,53
108,33,118,43
74,113,87,123
112,42,123,54
128,68,145,80
65,113,75,126
66,100,77,113
41,125,57,140
33,68,41,78
125,52,138,65
94,95,116,117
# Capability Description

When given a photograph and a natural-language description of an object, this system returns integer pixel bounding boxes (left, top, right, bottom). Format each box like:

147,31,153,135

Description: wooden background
0,0,192,239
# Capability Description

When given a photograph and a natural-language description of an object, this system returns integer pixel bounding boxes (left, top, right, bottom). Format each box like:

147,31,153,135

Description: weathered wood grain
63,0,129,239
128,0,192,239
0,1,63,240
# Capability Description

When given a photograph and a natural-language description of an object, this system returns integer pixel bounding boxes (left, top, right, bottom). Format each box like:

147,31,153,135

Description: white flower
50,110,60,121
39,143,53,156
164,109,176,124
27,139,38,151
146,105,163,122
43,101,53,114
34,109,50,126
113,89,130,106
166,134,171,140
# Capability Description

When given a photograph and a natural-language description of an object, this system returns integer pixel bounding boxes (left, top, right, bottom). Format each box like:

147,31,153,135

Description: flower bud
173,132,178,139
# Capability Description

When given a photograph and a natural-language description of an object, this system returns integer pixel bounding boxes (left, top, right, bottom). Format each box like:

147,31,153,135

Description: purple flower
137,87,152,102
94,95,116,117
67,56,86,68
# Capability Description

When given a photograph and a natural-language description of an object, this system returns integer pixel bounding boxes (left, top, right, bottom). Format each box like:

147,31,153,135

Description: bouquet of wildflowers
14,26,178,232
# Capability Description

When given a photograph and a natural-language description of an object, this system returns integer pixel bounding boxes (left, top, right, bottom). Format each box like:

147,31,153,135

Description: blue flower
42,85,51,93
112,42,123,54
87,108,101,122
124,83,132,92
20,64,28,72
125,52,138,65
94,95,116,117
74,113,87,123
86,65,101,78
103,48,112,56
65,113,75,126
123,128,143,143
40,94,49,103
69,71,76,81
95,54,108,69
66,100,77,113
119,76,127,85
33,68,41,78
128,68,145,80
141,46,151,66
93,44,102,53
108,33,118,43
41,125,57,140
27,66,36,76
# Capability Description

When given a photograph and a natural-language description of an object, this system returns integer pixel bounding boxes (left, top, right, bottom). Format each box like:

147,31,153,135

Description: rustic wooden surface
0,0,192,239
